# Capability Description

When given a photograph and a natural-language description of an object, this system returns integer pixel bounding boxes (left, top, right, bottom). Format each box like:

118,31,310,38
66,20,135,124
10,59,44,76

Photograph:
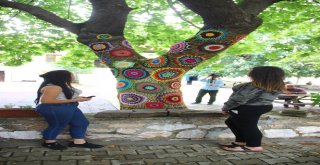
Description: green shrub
311,93,320,105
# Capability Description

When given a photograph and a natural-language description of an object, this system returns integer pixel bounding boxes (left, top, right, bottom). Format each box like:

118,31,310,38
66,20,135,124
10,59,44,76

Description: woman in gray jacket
221,66,285,152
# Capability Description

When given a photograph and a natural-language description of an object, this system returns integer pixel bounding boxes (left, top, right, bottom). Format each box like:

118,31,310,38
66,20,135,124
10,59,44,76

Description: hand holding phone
85,96,96,98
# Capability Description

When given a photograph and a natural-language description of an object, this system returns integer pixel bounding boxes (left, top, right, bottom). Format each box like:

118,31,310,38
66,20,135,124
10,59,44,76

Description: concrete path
0,81,234,112
0,138,319,165
1,82,319,113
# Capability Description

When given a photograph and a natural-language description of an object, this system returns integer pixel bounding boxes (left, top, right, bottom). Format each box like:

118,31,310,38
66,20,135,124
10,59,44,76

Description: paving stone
176,156,210,163
228,158,268,165
165,149,195,153
13,151,44,157
110,159,145,165
125,153,157,159
74,151,108,156
156,153,187,158
136,149,166,155
42,160,77,165
260,157,296,164
61,155,93,160
148,145,177,150
198,160,233,165
144,158,178,164
78,159,111,165
234,153,270,159
27,155,59,161
262,152,281,158
293,156,320,163
92,155,124,160
107,149,137,156
0,156,26,161
5,161,41,165
166,163,198,165
184,151,217,157
0,151,13,157
1,148,30,152
292,163,320,165
207,155,241,161
120,145,148,150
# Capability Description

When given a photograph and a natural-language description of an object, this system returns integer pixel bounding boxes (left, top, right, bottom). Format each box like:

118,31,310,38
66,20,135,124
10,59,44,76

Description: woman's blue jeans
36,103,89,140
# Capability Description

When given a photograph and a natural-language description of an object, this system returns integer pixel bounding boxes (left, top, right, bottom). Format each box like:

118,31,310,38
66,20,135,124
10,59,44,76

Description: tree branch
312,0,320,3
2,0,34,22
0,0,80,34
167,0,201,29
83,0,132,35
238,0,284,16
178,0,262,32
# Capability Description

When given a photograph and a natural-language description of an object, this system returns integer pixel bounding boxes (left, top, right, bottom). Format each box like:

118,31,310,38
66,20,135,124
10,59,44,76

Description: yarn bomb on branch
195,29,227,42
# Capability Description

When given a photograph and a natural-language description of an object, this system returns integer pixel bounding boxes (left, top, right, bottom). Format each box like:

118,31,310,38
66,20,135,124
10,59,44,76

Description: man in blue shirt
192,74,224,105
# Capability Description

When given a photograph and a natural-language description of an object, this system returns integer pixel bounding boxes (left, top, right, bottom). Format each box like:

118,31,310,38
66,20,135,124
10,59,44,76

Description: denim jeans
36,103,89,140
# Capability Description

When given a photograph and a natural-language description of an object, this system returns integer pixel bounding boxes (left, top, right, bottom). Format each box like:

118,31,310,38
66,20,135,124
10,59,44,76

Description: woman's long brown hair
248,66,285,92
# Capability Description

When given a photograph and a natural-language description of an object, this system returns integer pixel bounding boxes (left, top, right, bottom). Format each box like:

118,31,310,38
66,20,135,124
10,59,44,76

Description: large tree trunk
0,0,283,110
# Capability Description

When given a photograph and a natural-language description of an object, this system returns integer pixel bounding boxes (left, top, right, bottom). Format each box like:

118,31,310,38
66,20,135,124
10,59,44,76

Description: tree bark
239,0,284,16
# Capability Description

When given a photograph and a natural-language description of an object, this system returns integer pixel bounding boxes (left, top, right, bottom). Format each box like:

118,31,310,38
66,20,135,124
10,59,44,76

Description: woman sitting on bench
279,84,307,108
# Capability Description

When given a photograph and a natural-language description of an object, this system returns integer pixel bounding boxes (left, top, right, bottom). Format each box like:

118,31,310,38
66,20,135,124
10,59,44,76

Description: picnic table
275,94,312,110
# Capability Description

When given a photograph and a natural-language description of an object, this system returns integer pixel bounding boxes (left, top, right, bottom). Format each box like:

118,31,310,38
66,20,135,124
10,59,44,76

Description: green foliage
311,93,320,105
55,44,96,69
0,0,319,79
218,0,320,77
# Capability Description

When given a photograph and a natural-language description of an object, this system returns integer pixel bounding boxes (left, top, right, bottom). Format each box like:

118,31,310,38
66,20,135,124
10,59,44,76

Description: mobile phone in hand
85,96,96,98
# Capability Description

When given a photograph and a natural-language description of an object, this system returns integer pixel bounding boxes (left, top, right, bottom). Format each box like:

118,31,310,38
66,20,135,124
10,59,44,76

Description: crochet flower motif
89,42,113,52
151,68,185,82
120,40,133,49
198,43,227,52
119,93,147,105
157,92,183,106
145,102,165,109
174,55,204,67
122,68,149,80
195,29,227,42
110,48,134,58
168,41,191,53
135,82,163,93
110,68,119,77
113,61,135,69
142,56,168,68
168,81,181,89
97,34,112,40
117,78,132,91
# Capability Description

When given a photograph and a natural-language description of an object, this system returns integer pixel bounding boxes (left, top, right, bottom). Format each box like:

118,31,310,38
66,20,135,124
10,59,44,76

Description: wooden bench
273,100,317,110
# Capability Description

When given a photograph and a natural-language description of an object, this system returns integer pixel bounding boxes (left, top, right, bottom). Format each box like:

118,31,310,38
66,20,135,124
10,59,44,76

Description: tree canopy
0,0,319,77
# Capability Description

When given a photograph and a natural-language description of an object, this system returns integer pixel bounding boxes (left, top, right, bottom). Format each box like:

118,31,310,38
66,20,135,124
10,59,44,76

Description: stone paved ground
0,138,319,165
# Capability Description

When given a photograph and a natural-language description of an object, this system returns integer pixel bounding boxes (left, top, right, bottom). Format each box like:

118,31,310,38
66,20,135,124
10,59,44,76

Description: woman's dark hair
34,70,74,104
248,66,285,92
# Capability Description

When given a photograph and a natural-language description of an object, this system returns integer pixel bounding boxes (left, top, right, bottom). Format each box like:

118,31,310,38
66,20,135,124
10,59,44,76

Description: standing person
221,66,285,152
192,73,224,105
35,70,103,150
